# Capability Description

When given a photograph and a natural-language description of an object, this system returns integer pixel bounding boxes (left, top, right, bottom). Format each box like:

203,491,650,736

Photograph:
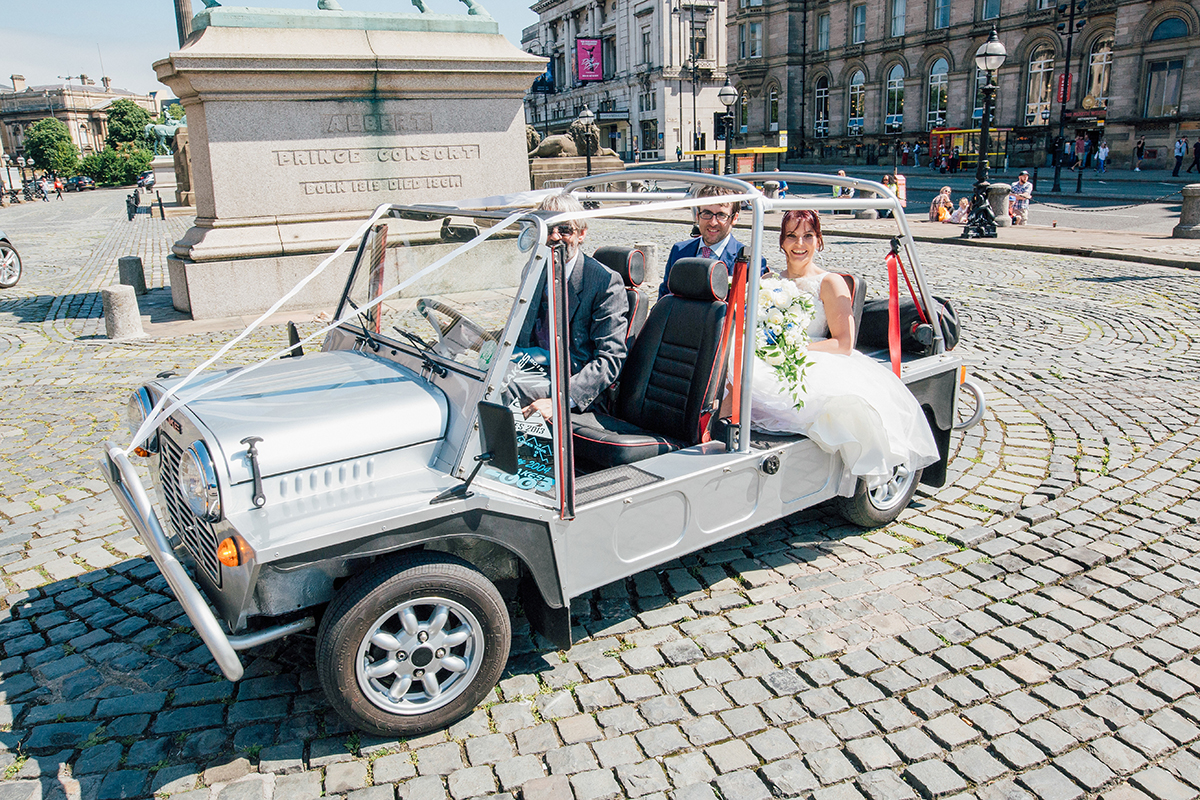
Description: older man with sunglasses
516,193,628,424
657,185,766,299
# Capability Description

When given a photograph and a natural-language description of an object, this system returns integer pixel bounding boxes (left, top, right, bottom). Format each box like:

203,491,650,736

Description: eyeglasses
549,223,577,237
697,210,733,222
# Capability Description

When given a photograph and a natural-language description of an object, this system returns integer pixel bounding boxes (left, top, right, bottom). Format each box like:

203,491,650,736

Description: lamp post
1051,1,1087,193
16,156,27,186
578,106,596,176
963,28,1006,239
718,81,737,175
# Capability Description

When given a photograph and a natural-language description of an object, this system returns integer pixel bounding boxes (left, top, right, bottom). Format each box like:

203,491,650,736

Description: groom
658,185,766,298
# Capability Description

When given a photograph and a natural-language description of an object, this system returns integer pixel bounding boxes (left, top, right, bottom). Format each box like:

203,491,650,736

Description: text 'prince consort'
275,145,481,167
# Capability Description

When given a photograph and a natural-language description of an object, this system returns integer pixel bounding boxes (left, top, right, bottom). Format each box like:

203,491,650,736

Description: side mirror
477,400,519,475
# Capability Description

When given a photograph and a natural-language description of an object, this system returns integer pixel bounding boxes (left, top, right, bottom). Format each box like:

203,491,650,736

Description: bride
746,209,940,488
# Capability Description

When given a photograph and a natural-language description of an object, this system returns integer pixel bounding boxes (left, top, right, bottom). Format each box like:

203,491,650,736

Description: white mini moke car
102,171,984,737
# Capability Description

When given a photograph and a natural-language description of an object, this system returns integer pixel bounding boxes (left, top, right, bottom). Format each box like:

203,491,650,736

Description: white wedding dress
747,274,940,487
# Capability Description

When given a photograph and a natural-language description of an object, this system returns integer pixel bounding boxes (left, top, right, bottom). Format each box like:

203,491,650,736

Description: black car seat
838,274,866,348
572,257,728,468
592,246,648,350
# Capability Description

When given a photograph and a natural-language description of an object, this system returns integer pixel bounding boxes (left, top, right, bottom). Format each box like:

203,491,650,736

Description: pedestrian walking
1189,138,1200,174
901,142,910,167
676,144,683,162
1071,134,1084,171
54,177,63,200
1135,136,1146,171
1174,136,1187,176
912,141,921,168
1010,171,1032,226
1096,140,1109,174
39,177,50,202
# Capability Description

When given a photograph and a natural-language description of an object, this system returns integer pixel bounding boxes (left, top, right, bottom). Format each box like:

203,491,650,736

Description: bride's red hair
779,209,824,251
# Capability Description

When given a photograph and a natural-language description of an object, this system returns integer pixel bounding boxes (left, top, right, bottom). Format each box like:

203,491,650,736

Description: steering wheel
416,298,495,359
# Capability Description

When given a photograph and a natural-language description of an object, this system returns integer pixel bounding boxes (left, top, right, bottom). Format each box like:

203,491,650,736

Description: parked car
101,171,984,739
66,176,96,192
137,170,156,189
0,230,22,288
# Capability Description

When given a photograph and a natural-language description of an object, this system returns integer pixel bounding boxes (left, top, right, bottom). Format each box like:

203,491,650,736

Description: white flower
764,350,785,366
766,308,784,326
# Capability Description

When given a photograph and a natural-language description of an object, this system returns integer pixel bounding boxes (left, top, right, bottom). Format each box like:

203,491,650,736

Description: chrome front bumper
99,443,313,681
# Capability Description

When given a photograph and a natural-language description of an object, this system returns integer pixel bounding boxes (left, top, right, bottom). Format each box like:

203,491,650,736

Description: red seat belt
728,255,748,427
885,242,902,378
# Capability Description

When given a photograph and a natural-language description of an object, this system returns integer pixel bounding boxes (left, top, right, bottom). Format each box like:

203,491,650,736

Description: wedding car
100,171,984,737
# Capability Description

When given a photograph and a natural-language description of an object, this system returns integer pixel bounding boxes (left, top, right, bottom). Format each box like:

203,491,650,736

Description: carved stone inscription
274,145,481,166
321,112,434,134
300,175,463,195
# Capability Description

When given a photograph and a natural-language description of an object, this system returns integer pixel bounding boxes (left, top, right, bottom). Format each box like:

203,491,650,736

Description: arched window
1151,18,1188,40
79,123,90,148
848,71,865,136
927,58,948,131
815,77,830,137
1086,35,1113,108
885,64,905,133
769,87,779,131
1025,45,1054,125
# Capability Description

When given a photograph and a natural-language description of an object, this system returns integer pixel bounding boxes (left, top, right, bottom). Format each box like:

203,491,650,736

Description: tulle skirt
746,350,940,488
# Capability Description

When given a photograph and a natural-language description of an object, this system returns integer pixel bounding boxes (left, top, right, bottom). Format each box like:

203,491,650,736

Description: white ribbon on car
124,206,525,457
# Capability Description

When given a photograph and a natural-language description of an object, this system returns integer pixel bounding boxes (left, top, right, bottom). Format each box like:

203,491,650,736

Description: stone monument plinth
530,157,626,190
155,5,545,319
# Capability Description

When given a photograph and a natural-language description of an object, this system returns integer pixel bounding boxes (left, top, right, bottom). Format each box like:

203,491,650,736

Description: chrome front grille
159,434,222,587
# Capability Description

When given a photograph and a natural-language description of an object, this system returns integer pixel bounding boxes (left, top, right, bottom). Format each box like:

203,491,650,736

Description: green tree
80,142,152,186
105,99,153,147
23,118,79,176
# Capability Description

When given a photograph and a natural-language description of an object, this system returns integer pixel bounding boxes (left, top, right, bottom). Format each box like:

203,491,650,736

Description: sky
0,0,538,100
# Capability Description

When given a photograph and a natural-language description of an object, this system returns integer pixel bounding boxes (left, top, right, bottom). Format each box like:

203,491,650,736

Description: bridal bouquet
754,276,814,408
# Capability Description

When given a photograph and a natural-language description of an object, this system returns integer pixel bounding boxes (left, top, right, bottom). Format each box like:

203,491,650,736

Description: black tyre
836,465,923,528
316,551,511,737
0,242,22,289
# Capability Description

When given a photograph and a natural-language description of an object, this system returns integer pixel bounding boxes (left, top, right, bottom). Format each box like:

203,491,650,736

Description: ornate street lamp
578,106,596,176
16,156,27,186
963,28,1006,239
718,81,738,175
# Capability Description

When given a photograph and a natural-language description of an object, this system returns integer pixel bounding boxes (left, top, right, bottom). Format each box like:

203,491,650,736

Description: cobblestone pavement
2,192,1200,800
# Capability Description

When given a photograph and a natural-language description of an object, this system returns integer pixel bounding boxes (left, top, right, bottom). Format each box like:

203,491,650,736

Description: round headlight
517,222,538,253
180,441,221,521
126,388,158,454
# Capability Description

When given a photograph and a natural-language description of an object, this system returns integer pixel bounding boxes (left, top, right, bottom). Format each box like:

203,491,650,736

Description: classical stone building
727,0,1200,170
0,75,159,161
523,0,731,162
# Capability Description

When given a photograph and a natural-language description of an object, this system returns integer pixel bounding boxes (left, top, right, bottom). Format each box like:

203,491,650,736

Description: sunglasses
549,223,578,237
697,210,733,222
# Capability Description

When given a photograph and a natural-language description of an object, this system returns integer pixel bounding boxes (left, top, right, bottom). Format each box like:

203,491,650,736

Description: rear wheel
316,552,510,737
0,242,22,288
837,465,923,528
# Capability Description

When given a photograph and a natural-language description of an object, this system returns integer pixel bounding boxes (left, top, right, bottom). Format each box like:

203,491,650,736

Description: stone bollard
1173,184,1200,239
763,180,780,199
102,285,145,340
634,241,658,291
987,184,1012,227
118,256,148,295
855,190,878,220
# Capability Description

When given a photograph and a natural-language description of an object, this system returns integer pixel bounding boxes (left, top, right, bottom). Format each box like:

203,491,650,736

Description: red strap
895,250,929,325
886,252,902,378
729,258,748,426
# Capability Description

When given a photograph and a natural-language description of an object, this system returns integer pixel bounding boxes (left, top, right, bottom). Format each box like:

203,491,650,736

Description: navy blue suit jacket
657,236,767,299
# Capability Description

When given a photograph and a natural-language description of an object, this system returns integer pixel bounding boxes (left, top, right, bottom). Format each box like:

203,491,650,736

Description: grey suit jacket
518,253,628,411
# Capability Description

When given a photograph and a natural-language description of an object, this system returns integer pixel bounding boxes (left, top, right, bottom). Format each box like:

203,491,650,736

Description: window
640,119,658,156
852,5,866,44
739,24,746,59
692,22,707,60
1086,35,1112,108
641,28,652,66
1151,18,1188,40
740,92,749,133
603,37,617,79
1025,45,1054,125
815,77,830,137
933,0,950,29
982,0,1000,20
885,65,905,132
79,123,90,148
769,87,779,131
748,22,763,58
1145,59,1183,117
848,70,865,135
817,14,829,51
927,58,948,131
1037,0,1053,7
890,0,906,37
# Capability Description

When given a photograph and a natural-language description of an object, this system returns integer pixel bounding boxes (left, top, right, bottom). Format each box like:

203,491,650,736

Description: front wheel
0,242,22,288
836,465,923,528
316,552,511,737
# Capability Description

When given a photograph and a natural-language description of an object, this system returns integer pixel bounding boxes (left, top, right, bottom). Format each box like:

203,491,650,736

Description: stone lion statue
529,117,617,159
526,125,542,153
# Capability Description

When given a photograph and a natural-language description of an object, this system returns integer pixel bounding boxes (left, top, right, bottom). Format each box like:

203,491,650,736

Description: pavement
1,187,1200,800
